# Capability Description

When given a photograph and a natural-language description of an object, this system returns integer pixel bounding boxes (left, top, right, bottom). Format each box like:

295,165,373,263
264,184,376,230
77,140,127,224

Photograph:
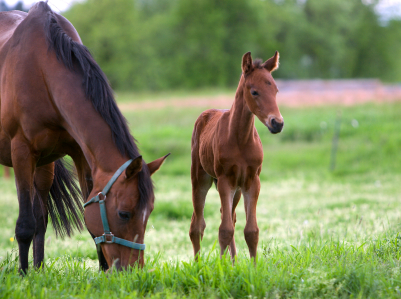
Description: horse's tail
46,159,84,238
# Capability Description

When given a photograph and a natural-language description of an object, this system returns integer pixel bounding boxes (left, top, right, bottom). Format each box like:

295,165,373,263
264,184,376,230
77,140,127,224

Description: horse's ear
242,52,253,75
263,51,280,72
147,153,170,176
125,156,142,180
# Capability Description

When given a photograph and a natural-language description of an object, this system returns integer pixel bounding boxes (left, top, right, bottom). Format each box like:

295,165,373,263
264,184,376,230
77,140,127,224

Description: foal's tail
46,159,84,238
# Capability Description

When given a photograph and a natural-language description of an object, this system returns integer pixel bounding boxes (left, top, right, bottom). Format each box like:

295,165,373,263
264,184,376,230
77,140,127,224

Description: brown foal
189,52,284,259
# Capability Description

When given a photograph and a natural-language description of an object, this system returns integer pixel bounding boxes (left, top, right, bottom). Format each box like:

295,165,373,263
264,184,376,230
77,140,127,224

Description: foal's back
193,108,227,150
192,108,233,177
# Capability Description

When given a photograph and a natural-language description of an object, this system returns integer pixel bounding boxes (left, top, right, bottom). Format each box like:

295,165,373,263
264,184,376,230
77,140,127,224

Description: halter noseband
84,159,146,251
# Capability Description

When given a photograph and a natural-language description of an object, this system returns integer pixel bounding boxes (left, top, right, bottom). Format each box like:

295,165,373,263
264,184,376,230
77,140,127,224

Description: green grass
1,99,401,298
2,237,401,298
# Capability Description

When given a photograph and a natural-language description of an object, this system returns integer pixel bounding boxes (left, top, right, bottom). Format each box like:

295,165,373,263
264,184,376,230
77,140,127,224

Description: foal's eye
251,90,259,96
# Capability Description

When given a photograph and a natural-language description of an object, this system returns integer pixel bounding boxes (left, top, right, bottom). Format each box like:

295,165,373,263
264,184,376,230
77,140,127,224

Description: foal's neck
228,76,255,144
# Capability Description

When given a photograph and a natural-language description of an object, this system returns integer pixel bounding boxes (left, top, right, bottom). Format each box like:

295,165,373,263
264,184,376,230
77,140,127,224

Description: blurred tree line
0,1,26,12
64,0,401,91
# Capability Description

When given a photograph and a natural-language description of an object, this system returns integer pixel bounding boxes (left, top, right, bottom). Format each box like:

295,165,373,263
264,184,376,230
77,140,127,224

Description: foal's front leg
228,189,241,258
217,177,236,257
242,176,261,259
189,165,212,258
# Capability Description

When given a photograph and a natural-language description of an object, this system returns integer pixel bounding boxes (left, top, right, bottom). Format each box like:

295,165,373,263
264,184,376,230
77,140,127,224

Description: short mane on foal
252,59,264,69
42,3,153,207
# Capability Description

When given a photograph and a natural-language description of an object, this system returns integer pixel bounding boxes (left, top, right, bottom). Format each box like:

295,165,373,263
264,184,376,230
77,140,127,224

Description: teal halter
84,159,146,251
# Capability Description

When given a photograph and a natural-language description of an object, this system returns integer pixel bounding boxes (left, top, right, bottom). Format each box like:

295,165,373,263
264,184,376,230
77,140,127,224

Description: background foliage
64,0,401,91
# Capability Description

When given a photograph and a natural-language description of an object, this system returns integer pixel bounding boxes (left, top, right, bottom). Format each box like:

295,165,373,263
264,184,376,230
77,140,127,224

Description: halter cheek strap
84,159,146,251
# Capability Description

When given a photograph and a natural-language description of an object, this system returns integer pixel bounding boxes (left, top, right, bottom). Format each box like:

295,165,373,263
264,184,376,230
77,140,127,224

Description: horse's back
0,7,52,134
0,3,82,110
0,3,81,67
0,11,27,53
0,4,83,165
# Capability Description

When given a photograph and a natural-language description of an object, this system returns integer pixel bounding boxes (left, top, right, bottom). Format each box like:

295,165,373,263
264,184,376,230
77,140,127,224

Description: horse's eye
118,211,132,221
251,90,259,96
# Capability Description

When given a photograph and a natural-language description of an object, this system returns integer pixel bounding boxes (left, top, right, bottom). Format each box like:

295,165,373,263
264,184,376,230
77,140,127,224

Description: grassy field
1,96,401,298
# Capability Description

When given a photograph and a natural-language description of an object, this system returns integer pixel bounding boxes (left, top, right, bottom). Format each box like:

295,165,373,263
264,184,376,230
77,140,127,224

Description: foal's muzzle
268,118,284,134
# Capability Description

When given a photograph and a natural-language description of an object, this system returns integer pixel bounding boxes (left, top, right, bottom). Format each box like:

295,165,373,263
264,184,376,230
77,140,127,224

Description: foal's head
241,51,284,134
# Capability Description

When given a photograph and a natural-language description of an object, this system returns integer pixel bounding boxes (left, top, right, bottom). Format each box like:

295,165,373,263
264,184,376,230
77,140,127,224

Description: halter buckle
98,192,106,201
104,233,114,243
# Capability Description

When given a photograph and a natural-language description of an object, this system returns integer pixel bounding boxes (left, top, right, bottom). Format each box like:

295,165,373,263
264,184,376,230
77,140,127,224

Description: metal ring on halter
104,233,115,243
98,192,106,201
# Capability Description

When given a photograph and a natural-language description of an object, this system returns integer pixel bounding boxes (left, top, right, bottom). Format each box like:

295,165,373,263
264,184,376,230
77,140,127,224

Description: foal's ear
125,156,142,180
242,52,253,75
263,51,280,72
147,153,170,176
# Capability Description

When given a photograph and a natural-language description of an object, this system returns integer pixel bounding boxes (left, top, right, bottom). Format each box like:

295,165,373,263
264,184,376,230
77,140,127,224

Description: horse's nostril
118,211,132,221
270,118,284,133
271,118,278,128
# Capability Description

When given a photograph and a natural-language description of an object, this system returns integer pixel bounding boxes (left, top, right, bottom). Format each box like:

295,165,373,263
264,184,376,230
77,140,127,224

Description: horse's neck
228,78,255,144
55,88,128,183
72,124,126,183
68,119,127,191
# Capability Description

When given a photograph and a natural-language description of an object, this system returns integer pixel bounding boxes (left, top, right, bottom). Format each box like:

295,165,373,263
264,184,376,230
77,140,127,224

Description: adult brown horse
0,2,168,273
190,52,284,260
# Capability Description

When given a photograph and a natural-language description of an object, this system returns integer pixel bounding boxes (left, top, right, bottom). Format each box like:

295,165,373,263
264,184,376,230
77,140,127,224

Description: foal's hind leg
189,165,213,258
32,163,54,269
243,177,261,259
11,139,38,273
228,189,241,259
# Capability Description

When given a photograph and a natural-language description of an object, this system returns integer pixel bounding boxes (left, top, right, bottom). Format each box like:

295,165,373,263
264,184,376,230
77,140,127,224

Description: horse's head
85,154,169,270
241,51,284,134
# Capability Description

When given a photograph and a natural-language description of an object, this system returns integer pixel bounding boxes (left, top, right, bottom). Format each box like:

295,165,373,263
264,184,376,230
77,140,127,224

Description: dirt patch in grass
118,79,401,111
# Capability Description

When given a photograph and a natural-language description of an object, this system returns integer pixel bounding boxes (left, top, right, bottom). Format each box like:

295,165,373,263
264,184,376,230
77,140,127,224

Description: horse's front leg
32,163,54,269
217,177,236,257
242,176,261,259
11,139,38,274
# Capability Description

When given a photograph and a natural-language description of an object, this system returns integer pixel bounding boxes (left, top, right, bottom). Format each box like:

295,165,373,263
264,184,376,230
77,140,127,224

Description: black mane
43,3,153,208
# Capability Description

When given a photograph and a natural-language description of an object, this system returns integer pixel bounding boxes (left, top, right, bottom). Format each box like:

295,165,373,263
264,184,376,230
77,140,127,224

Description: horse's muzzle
268,118,284,134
